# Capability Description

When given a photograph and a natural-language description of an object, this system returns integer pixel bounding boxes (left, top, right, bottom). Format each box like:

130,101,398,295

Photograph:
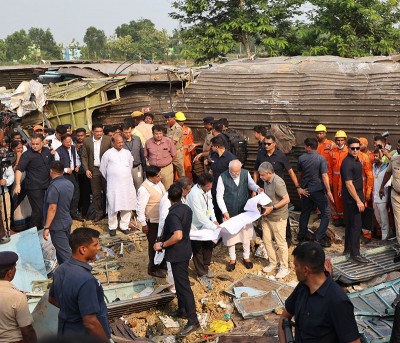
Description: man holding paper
217,160,262,271
186,173,219,288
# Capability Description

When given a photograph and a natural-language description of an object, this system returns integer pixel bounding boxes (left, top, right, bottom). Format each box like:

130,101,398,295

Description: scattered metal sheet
233,291,283,319
225,273,294,302
103,280,155,303
0,227,47,292
348,278,400,317
356,316,393,343
31,292,59,339
332,244,400,283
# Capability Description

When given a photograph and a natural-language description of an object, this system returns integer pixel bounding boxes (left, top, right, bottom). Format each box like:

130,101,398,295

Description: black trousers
27,189,46,230
344,202,362,257
65,172,80,215
78,173,91,217
147,222,167,273
90,168,107,218
0,205,4,238
191,240,214,276
170,260,198,325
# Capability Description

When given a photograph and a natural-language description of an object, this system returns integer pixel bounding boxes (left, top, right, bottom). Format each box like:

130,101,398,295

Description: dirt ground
78,213,390,342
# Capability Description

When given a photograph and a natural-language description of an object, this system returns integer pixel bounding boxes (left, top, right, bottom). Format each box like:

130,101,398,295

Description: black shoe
119,228,131,235
0,236,10,245
149,269,167,278
351,255,369,264
177,322,200,337
317,238,332,248
169,309,187,319
94,214,106,222
109,230,116,237
243,260,253,269
226,262,236,272
333,219,344,227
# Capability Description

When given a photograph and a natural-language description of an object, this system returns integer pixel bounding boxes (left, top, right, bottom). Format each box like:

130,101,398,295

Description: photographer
374,135,395,163
0,161,15,232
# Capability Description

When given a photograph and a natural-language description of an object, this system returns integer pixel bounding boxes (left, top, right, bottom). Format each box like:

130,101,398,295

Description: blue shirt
49,258,110,338
43,176,74,230
285,274,359,343
297,150,328,193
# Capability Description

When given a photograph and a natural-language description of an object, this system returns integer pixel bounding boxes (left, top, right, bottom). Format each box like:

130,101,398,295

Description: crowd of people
0,110,399,342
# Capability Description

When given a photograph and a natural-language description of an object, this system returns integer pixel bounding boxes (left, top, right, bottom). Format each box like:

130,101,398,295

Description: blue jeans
298,190,330,241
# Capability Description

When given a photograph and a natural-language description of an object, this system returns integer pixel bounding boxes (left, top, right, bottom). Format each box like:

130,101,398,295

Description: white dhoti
222,223,255,260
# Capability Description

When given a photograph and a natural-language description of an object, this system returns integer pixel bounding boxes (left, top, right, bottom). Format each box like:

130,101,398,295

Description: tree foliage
28,28,62,60
170,0,304,62
5,30,31,62
83,26,107,59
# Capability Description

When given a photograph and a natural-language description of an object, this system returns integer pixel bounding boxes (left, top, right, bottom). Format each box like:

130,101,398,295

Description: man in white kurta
100,134,136,236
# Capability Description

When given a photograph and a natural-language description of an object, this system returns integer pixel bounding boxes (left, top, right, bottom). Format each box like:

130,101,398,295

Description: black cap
203,116,214,124
163,112,175,119
0,251,18,269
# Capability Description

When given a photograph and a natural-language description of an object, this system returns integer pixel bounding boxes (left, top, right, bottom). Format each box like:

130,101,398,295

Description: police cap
203,116,214,124
0,251,18,269
163,112,175,119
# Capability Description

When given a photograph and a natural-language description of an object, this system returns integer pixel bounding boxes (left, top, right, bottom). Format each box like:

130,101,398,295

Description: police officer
0,251,38,343
165,112,185,178
48,228,111,340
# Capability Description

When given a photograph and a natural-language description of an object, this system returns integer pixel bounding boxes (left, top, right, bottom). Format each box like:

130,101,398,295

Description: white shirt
186,184,218,230
93,136,102,167
216,171,259,215
157,193,188,236
54,147,81,173
136,179,163,226
373,163,389,203
0,166,14,194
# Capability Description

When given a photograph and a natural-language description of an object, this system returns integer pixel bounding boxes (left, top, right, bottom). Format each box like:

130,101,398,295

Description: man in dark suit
81,123,112,222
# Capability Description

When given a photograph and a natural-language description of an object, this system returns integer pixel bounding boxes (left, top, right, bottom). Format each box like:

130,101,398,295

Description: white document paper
190,228,222,241
220,193,272,235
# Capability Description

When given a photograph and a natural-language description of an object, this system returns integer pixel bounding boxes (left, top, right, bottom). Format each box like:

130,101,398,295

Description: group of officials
2,111,399,342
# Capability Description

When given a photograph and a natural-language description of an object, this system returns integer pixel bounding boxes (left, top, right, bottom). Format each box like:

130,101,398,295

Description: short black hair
31,134,44,141
0,265,14,279
374,135,384,142
10,132,21,139
176,176,193,189
152,124,164,133
146,165,161,178
103,126,115,135
219,118,229,128
197,173,213,186
10,141,21,150
123,117,135,127
253,125,267,136
168,183,182,202
122,122,132,131
92,122,104,130
210,135,226,148
292,242,325,274
304,137,318,150
50,160,65,173
347,137,360,146
45,128,55,135
75,128,86,135
64,124,72,129
69,227,100,253
144,113,154,120
264,135,276,142
56,125,67,135
212,121,224,133
61,133,72,142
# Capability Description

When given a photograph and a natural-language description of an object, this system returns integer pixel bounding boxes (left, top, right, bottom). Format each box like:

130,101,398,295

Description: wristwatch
44,227,50,230
160,242,164,248
272,205,276,211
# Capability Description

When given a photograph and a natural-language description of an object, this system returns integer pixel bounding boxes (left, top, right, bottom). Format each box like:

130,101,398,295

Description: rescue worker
315,124,334,162
175,112,197,180
359,137,374,164
328,130,348,227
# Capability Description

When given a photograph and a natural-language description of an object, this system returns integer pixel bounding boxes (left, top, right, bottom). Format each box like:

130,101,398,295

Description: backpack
222,129,248,164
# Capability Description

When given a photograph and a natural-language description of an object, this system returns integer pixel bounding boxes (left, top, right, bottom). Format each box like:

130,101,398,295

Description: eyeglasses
265,142,273,146
350,147,360,151
34,130,43,132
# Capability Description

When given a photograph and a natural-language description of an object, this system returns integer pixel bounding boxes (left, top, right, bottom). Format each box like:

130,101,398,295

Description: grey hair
228,159,242,170
258,162,274,173
177,176,194,189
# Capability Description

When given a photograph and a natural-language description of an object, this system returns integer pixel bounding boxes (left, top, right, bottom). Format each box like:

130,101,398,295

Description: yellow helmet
335,130,347,138
175,111,186,121
315,124,327,132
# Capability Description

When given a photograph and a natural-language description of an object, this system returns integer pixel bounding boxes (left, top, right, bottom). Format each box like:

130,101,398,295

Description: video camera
0,110,22,129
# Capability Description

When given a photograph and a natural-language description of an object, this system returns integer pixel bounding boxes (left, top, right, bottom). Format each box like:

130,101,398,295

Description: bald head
112,133,124,150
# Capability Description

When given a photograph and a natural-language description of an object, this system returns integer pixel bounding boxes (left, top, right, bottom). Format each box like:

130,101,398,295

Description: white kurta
100,147,136,214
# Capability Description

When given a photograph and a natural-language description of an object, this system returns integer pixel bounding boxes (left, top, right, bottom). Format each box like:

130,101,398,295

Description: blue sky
0,0,179,45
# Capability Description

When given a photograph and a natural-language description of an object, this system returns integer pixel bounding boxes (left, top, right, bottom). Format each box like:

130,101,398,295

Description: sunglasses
265,142,274,146
350,147,360,151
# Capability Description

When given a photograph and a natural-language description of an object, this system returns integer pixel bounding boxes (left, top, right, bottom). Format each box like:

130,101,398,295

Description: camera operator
0,159,15,234
374,135,394,163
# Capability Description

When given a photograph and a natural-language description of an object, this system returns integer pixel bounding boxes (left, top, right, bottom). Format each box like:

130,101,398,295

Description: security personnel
315,124,334,162
165,112,185,179
328,130,348,227
0,251,38,343
154,184,200,337
48,228,111,340
341,138,367,264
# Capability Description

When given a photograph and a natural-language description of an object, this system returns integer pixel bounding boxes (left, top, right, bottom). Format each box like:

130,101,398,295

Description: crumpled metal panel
233,290,283,319
349,278,400,316
332,244,400,283
356,316,393,343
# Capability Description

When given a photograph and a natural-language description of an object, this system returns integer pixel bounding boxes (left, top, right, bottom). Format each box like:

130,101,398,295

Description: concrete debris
158,316,179,328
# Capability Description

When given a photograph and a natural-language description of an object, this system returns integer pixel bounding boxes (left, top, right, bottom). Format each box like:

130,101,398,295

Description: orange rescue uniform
317,139,334,163
328,145,348,219
182,124,195,179
358,151,373,203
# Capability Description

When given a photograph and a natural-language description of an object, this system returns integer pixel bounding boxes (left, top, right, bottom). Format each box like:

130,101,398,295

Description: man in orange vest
315,124,334,163
328,130,348,226
358,148,374,240
359,137,374,165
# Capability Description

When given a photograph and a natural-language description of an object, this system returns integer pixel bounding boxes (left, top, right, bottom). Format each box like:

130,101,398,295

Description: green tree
5,30,31,62
28,28,62,60
107,35,135,60
170,0,304,63
83,26,107,59
0,40,7,63
113,19,169,61
302,0,400,57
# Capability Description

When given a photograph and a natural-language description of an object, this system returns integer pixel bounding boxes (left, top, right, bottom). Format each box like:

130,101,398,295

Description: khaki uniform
0,281,33,343
203,131,213,172
167,123,184,178
388,155,400,243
